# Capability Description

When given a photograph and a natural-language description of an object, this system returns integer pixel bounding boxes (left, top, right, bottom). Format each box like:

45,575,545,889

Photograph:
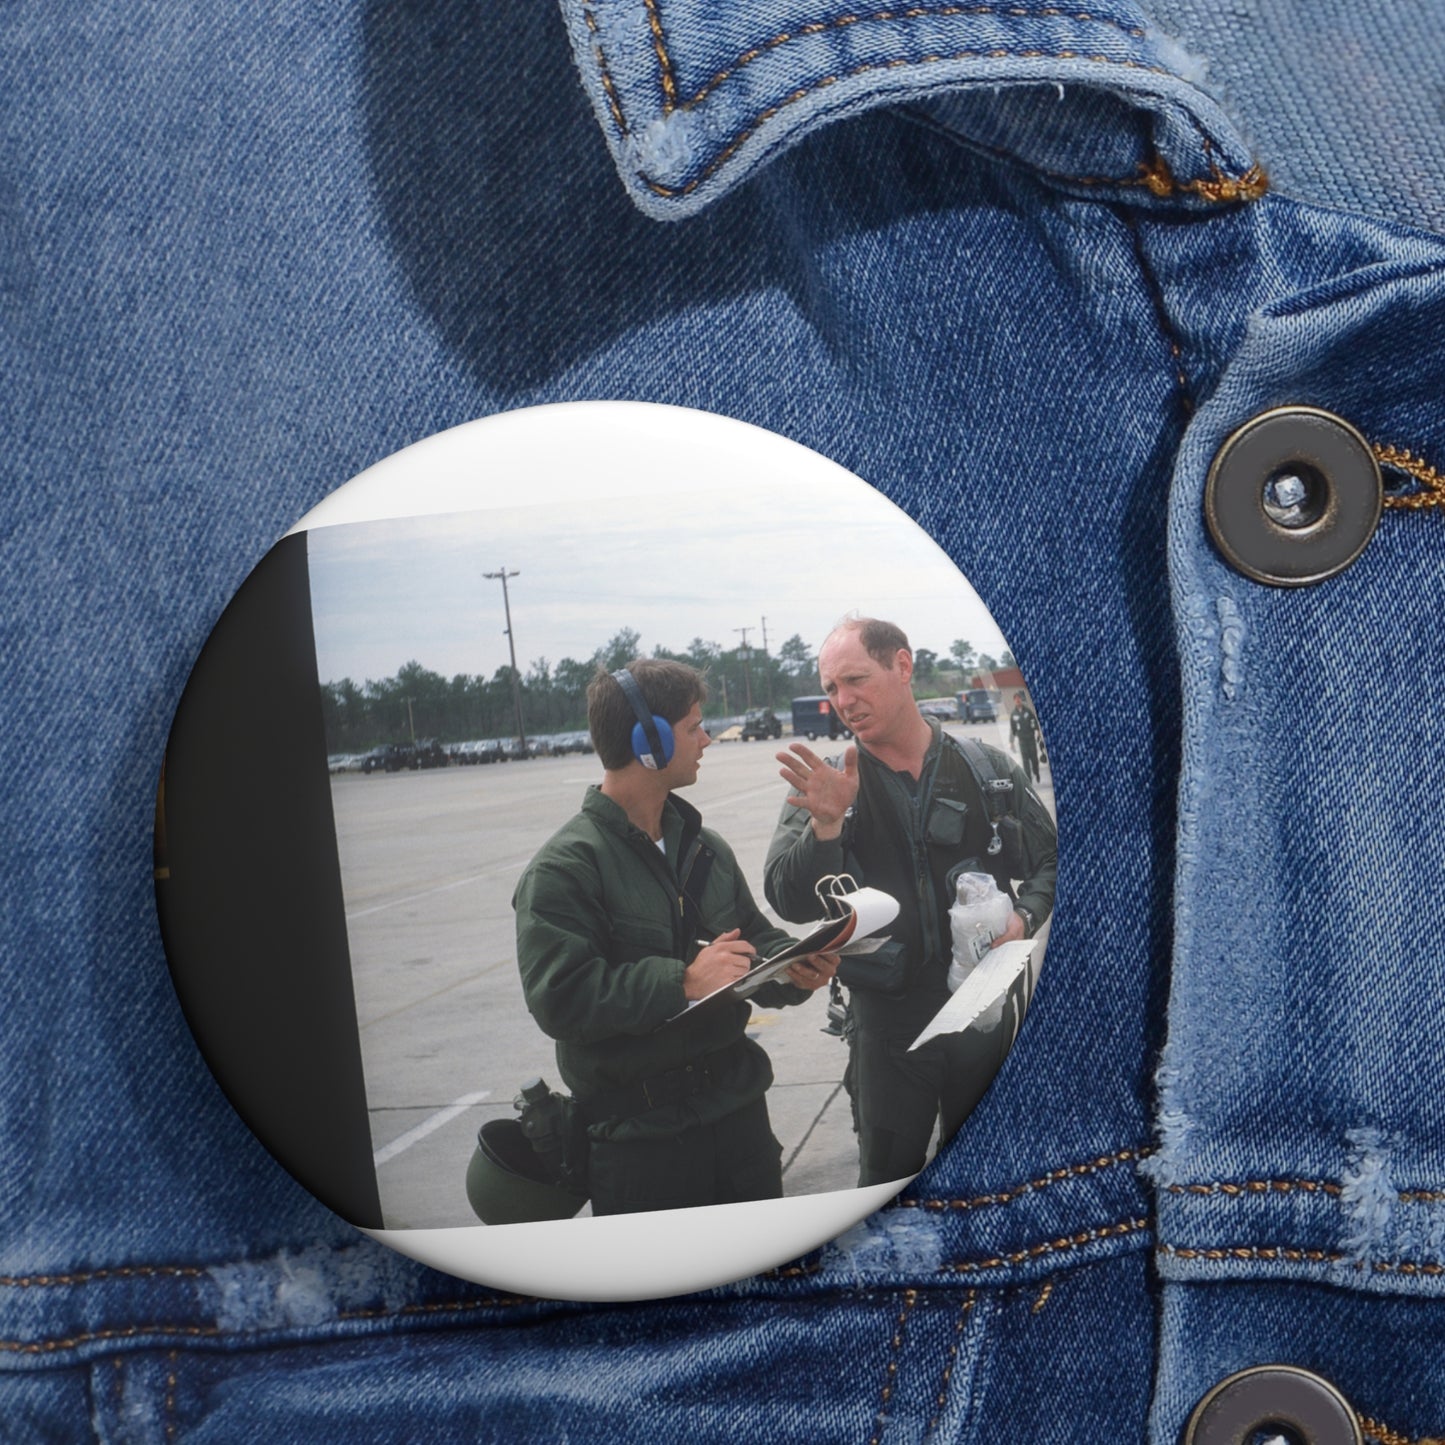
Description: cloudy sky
302,405,1009,687
306,493,1007,688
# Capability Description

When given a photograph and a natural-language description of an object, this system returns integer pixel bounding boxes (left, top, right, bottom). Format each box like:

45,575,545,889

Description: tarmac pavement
330,718,1053,1229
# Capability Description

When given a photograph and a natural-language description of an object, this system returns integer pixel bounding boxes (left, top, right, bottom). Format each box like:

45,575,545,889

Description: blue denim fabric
4,0,1445,1440
1142,0,1445,236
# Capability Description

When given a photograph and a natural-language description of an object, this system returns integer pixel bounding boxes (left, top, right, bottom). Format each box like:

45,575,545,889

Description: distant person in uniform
512,659,837,1217
1010,689,1043,783
765,619,1057,1188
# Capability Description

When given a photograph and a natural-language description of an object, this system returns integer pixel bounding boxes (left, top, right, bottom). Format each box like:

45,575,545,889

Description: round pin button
1204,406,1382,586
1183,1364,1363,1445
155,402,1059,1300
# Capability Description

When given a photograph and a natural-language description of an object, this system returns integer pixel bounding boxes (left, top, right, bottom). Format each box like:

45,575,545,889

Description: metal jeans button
1182,1364,1363,1445
1204,406,1382,585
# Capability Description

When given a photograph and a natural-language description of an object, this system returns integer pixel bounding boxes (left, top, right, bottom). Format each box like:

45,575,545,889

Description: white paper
828,887,899,948
672,887,900,1017
729,886,899,999
908,939,1037,1051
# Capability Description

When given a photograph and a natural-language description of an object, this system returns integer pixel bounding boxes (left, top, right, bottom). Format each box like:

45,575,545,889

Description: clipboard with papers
666,875,899,1022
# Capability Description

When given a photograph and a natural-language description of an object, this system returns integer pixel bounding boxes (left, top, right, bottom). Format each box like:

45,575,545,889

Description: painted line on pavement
373,1090,492,1168
345,856,534,921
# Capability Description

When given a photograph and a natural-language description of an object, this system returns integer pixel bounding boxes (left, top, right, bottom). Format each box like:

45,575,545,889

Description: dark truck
791,696,849,741
740,708,782,741
958,688,1000,723
361,742,414,774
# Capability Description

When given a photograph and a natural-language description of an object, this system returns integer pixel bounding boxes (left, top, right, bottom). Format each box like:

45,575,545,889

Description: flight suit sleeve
734,863,812,1010
1008,760,1058,932
696,828,810,1010
513,853,688,1043
763,797,850,923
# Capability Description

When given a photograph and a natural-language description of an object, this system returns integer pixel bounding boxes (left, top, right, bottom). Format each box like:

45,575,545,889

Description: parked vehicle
740,708,783,741
414,738,449,769
958,689,1000,723
791,696,849,741
361,742,413,774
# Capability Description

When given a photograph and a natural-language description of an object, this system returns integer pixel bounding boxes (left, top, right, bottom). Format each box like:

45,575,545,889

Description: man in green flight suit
513,659,838,1217
765,619,1057,1188
1010,689,1044,784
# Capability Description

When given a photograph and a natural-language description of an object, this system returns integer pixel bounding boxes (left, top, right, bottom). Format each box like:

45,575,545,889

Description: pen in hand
682,928,757,1001
696,937,758,963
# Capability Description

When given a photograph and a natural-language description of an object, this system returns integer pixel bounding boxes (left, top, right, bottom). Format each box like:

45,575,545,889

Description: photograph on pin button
155,402,1057,1299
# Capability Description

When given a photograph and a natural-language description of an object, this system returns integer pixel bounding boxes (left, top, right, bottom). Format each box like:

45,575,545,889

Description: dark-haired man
765,619,1057,1187
513,658,837,1216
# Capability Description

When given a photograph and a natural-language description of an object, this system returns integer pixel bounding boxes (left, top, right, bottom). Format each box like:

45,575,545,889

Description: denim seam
897,110,1267,206
589,5,1155,140
1359,1414,1443,1445
336,1295,530,1321
164,1349,178,1441
642,0,677,108
0,1296,534,1356
0,1145,1153,1321
647,6,1151,117
1,1324,227,1357
897,1144,1152,1211
1165,1178,1343,1198
764,1259,826,1280
940,1216,1151,1273
1164,1178,1445,1202
869,1286,919,1445
1029,1278,1055,1312
584,3,1267,201
0,1238,1135,1357
1375,442,1445,510
1120,208,1196,414
0,1266,206,1289
1157,1243,1445,1277
895,103,1271,213
923,1289,977,1438
632,51,1226,201
583,7,629,133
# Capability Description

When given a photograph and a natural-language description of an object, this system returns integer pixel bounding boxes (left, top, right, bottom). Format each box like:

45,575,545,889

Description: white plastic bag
947,872,1014,1019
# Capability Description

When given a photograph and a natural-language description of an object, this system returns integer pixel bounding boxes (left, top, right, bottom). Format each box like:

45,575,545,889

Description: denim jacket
3,0,1444,1439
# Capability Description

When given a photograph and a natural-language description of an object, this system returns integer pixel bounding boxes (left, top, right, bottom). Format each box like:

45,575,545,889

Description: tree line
320,628,1013,753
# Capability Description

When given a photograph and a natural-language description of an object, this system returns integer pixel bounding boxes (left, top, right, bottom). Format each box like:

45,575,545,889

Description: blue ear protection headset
611,669,674,770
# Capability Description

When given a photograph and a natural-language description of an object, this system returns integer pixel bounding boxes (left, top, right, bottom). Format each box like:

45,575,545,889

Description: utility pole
484,567,528,754
759,616,771,706
733,626,754,709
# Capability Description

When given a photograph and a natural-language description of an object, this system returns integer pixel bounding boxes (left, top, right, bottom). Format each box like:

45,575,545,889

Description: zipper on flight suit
878,737,946,967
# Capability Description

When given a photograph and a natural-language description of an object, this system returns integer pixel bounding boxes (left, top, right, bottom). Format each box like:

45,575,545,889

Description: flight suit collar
581,784,703,871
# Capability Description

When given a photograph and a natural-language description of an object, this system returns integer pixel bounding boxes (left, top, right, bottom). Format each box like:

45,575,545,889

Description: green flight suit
765,722,1057,1187
514,786,809,1216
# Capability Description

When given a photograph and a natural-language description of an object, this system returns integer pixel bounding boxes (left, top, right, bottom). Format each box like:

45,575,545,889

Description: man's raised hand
776,743,859,840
